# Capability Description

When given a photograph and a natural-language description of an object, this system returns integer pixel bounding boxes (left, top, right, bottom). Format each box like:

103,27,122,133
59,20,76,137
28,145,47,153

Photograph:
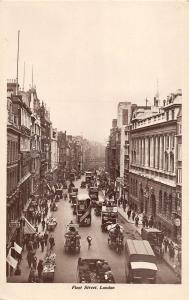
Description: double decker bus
76,193,92,226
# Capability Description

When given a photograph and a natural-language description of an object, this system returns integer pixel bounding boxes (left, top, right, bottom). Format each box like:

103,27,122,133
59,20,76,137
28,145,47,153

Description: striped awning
23,217,36,234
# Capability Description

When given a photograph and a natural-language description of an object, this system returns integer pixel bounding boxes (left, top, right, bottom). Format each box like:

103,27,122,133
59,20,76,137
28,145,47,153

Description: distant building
39,102,51,194
57,131,67,181
51,127,59,182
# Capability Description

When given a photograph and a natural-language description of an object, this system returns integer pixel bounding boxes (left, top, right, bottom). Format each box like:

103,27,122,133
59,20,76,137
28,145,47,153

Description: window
170,153,174,173
166,111,169,121
177,169,182,184
178,123,182,135
159,191,162,212
172,110,175,120
172,135,175,148
165,152,169,172
164,192,167,214
168,194,172,216
177,144,182,161
7,141,10,163
166,136,169,148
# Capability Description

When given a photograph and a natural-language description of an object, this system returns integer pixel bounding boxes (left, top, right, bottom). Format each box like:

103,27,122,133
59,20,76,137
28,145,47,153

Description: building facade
57,131,67,181
7,80,22,247
129,90,182,241
29,88,41,197
19,90,32,219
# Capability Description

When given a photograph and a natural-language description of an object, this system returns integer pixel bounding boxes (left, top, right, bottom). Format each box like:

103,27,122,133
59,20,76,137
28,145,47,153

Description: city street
50,177,179,284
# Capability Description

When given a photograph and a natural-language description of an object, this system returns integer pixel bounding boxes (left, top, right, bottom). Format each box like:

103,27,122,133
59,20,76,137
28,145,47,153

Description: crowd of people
13,191,58,282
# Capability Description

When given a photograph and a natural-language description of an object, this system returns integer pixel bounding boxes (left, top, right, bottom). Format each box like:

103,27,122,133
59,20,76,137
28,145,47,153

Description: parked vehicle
77,258,115,283
125,239,158,283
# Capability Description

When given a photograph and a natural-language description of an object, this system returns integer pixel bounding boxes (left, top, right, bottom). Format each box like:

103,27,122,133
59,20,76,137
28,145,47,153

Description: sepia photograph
2,0,186,288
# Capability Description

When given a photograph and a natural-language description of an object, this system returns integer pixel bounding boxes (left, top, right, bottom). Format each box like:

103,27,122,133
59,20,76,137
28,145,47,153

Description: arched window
164,192,167,214
159,190,162,212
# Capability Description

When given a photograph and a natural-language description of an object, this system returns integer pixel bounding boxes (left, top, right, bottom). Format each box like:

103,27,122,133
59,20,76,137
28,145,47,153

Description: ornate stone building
129,90,182,240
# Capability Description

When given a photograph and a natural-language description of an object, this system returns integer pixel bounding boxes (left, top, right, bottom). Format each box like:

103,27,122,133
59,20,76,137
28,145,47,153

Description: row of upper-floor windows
131,134,176,151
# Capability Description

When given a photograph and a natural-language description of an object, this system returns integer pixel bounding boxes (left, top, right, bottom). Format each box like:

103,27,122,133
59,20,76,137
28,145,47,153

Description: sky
2,1,184,144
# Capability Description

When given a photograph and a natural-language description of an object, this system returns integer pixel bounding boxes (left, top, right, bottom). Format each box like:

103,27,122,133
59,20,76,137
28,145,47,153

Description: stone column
155,136,159,169
141,138,144,166
153,136,156,168
150,136,154,168
145,137,148,167
163,135,166,170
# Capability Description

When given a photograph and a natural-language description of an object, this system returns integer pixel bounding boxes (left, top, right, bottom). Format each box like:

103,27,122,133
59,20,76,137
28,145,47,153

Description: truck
125,239,158,283
77,258,115,283
141,227,164,258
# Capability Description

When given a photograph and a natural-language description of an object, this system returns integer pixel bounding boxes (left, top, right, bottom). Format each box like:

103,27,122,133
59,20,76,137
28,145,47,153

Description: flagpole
16,30,20,95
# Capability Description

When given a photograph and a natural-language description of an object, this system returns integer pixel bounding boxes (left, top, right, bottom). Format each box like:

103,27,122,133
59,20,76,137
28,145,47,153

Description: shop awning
6,248,18,269
23,217,36,234
18,172,31,186
14,242,22,254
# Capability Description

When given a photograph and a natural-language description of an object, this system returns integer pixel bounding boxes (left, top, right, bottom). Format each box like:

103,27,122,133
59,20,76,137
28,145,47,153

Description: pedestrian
40,236,45,252
87,236,92,249
44,231,48,247
27,251,32,268
27,240,33,252
132,211,136,221
45,205,48,217
38,211,41,224
37,259,43,280
127,209,131,219
32,255,37,270
49,235,55,250
33,237,37,250
123,202,126,212
135,215,139,227
42,218,45,231
148,218,153,228
28,266,36,283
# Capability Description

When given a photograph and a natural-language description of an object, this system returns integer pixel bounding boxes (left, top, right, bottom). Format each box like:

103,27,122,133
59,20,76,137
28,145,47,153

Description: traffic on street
7,171,180,284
